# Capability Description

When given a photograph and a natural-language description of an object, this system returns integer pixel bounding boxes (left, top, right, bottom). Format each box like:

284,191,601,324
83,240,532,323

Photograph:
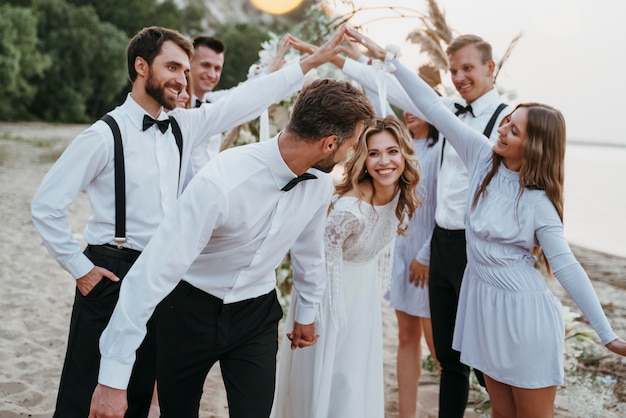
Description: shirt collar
120,93,167,131
462,87,501,117
265,133,319,191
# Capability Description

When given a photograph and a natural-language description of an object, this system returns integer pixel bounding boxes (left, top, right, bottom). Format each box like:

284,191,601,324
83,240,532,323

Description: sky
328,0,626,145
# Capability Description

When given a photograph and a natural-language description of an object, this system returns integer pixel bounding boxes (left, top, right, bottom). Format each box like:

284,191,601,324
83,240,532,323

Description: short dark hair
287,79,374,146
193,35,227,54
127,26,193,82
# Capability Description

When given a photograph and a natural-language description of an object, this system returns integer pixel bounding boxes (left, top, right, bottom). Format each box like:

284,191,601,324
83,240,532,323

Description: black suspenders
100,114,183,248
483,103,508,138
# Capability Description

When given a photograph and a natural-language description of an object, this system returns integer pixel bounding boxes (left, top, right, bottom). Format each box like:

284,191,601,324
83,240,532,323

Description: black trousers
429,225,470,418
54,244,156,418
154,281,283,418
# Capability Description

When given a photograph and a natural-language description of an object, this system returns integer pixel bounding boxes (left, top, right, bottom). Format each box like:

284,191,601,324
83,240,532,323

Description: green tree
65,0,204,110
0,4,51,119
30,0,128,122
212,21,273,90
66,0,204,38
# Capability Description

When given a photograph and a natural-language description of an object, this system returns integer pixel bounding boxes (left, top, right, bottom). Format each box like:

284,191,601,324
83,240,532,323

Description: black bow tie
454,103,475,117
195,98,211,108
142,115,170,133
281,173,317,191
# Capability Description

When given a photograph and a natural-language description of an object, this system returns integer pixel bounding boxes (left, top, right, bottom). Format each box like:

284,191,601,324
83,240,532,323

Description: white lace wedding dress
271,194,399,418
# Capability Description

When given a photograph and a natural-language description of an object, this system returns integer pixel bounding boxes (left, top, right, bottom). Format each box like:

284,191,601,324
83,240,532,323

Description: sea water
563,141,626,257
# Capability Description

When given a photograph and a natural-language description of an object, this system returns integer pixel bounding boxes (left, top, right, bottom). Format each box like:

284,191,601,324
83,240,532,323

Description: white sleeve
342,58,430,121
97,173,227,389
30,124,111,278
174,64,304,155
290,193,332,325
324,206,363,328
392,60,489,168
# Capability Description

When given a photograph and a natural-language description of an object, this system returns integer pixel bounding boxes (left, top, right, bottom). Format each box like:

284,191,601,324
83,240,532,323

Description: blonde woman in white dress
272,115,421,418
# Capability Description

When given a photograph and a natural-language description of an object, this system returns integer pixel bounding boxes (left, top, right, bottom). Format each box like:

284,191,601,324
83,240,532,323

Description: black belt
434,224,465,236
86,244,142,262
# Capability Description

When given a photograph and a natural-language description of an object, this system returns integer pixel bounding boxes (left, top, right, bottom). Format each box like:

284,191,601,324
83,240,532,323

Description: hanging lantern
250,0,304,15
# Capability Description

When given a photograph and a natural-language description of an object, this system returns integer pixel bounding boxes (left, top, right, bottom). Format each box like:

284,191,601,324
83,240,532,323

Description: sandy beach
1,121,625,417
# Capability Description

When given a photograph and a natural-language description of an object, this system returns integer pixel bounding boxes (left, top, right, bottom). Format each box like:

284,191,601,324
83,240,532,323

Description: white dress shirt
31,63,305,279
342,58,510,230
189,94,222,174
98,136,333,389
436,88,508,229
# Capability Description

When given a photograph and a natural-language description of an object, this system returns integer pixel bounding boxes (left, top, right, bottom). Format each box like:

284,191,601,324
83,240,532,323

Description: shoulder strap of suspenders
100,114,126,248
168,116,183,177
482,103,508,138
99,114,183,247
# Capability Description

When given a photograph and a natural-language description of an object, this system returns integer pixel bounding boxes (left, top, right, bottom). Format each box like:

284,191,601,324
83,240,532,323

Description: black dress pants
429,225,470,418
53,244,156,418
154,281,283,418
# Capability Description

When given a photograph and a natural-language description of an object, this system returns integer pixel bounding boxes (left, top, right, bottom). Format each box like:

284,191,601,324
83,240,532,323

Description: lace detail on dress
323,195,400,328
377,239,395,295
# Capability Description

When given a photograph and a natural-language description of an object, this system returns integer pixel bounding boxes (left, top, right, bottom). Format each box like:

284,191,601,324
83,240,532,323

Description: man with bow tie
87,65,375,418
429,35,511,417
190,35,225,109
31,25,354,418
188,36,226,170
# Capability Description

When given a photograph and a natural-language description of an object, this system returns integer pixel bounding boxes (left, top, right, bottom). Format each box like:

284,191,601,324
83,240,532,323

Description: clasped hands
285,25,388,65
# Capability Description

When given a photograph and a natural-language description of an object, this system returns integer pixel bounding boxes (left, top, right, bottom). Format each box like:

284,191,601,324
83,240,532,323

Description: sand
1,121,624,417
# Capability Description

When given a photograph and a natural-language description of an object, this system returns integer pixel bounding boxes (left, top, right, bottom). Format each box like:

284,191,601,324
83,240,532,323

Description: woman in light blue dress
349,29,626,418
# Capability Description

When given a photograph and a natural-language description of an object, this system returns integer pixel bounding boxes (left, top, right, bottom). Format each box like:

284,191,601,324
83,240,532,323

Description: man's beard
312,149,338,173
145,67,179,110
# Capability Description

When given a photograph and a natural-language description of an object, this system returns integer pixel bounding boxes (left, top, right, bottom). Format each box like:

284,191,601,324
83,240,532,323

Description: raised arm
345,28,489,167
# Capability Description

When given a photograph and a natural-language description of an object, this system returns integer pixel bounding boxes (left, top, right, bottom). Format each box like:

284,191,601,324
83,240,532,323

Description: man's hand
76,266,119,296
266,34,291,73
88,384,127,418
345,27,386,61
409,260,429,288
286,321,320,350
299,25,349,74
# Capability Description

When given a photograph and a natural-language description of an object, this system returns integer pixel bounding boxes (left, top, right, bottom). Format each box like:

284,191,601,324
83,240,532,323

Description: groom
88,32,375,418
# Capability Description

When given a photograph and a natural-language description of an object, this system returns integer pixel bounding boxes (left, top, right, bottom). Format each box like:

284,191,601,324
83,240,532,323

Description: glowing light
250,0,304,15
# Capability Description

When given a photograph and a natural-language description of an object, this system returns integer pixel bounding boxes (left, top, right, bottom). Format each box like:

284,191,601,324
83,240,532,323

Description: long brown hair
472,103,566,269
335,116,421,236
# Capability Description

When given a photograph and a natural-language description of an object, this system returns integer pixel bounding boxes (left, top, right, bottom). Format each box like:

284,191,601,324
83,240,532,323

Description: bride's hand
345,27,385,60
606,337,626,356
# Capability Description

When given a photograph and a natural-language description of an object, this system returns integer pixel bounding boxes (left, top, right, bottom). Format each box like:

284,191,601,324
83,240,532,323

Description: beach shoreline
1,122,624,417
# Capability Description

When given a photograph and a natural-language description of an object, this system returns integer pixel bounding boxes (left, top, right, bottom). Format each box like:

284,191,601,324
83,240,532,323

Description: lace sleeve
377,238,396,294
324,206,363,329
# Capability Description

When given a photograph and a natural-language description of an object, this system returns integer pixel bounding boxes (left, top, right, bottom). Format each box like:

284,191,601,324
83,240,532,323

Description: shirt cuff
66,252,96,279
294,294,317,325
284,59,305,84
98,357,134,390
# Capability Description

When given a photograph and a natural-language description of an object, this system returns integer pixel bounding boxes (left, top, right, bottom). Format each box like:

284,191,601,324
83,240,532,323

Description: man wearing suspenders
31,25,344,417
429,35,510,418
